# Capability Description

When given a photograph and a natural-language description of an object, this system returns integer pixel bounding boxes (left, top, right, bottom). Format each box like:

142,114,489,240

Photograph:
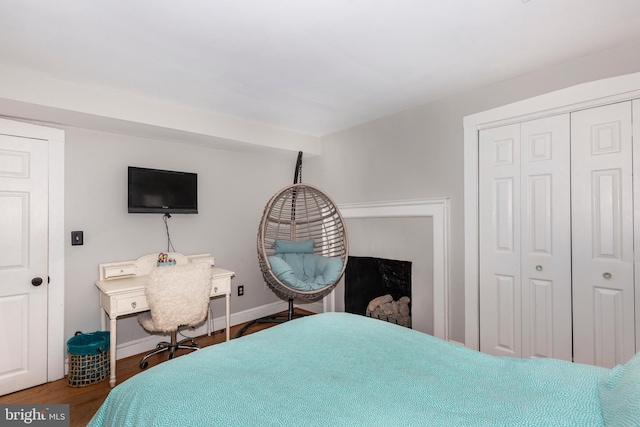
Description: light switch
71,231,83,246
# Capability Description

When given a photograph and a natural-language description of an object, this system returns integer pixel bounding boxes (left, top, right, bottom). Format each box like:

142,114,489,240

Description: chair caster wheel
140,361,148,369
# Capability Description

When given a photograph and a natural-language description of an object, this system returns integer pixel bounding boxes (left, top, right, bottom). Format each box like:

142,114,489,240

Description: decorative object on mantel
366,294,411,328
156,252,176,266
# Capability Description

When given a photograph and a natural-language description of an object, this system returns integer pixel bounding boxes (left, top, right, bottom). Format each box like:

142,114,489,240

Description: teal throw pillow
274,239,314,254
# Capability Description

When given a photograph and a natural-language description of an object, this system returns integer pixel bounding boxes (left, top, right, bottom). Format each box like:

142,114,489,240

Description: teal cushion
267,256,301,288
268,253,343,291
274,239,314,254
598,351,640,427
311,255,343,285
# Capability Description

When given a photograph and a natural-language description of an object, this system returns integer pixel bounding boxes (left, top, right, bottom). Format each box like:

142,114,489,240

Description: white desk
95,253,234,387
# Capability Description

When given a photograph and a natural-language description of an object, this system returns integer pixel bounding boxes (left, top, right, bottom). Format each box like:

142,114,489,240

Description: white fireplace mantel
327,198,450,341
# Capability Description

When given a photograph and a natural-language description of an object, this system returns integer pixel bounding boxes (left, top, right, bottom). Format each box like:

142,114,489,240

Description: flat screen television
128,166,198,214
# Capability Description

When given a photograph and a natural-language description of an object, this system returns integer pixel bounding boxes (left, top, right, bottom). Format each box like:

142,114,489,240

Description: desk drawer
211,277,230,296
116,296,149,315
103,264,136,279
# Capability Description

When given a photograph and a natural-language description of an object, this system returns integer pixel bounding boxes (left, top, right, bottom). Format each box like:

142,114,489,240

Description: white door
520,115,572,361
0,135,49,395
634,99,640,354
479,124,522,357
572,101,636,368
479,115,572,360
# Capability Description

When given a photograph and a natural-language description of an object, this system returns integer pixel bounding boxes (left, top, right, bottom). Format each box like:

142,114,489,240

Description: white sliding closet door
479,124,522,357
520,115,572,361
479,116,572,360
571,101,635,368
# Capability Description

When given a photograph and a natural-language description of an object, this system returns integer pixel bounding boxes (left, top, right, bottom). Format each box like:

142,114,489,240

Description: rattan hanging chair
257,183,348,300
236,153,348,337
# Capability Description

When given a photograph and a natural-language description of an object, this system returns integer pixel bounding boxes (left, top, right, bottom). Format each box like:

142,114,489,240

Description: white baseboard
64,300,326,374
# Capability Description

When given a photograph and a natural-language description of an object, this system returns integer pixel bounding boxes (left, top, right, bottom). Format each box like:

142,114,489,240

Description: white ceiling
0,0,639,137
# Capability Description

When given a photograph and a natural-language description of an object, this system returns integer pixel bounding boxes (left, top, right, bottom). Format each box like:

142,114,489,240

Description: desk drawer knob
214,287,218,293
131,301,137,309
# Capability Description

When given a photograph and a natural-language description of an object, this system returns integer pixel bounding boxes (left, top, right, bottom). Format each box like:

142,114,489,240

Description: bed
89,312,639,427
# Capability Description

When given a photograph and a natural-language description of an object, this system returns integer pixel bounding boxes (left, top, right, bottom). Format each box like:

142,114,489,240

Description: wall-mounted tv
128,166,198,214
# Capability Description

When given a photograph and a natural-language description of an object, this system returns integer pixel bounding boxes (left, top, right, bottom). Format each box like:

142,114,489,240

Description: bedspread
89,312,611,427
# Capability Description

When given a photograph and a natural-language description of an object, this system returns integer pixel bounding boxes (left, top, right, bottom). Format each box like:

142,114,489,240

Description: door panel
520,114,572,361
529,279,553,357
572,102,635,368
633,99,640,354
593,288,624,368
480,115,571,361
479,124,521,357
0,136,48,395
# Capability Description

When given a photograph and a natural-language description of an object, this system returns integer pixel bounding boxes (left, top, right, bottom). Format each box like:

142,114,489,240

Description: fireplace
330,198,449,338
345,256,412,328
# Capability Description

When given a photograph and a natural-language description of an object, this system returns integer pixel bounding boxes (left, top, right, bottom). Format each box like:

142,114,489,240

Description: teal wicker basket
67,331,110,387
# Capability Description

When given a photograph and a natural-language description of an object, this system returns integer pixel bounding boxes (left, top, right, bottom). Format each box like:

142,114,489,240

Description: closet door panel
479,124,521,357
634,99,640,354
520,115,572,361
572,101,635,368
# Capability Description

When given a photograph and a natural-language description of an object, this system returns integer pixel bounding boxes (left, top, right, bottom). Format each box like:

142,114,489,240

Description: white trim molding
335,198,450,341
463,71,640,351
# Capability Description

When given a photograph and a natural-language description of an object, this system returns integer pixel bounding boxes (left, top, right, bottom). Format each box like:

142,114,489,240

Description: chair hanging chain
293,151,303,184
291,151,303,223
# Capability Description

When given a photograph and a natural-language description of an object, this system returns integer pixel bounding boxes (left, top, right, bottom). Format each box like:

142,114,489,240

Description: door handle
31,277,43,287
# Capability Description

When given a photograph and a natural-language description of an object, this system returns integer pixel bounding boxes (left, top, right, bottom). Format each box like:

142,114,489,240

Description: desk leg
225,293,230,341
109,317,117,388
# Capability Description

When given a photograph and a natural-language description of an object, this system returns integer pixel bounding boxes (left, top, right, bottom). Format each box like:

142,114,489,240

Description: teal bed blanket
89,313,639,426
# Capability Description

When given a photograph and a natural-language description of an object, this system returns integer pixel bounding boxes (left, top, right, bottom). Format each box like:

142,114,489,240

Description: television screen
128,166,198,214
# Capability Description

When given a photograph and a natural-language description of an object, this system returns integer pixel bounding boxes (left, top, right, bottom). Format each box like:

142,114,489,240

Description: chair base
235,299,307,338
139,330,199,369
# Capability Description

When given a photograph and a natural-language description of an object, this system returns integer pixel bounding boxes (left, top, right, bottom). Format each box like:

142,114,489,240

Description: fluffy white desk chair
137,262,213,369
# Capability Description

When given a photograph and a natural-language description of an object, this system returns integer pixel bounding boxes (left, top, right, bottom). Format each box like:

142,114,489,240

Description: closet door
479,124,522,357
572,101,635,368
634,99,640,354
479,116,571,360
520,115,572,361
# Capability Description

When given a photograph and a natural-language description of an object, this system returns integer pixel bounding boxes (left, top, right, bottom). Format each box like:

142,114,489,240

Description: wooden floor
0,311,303,427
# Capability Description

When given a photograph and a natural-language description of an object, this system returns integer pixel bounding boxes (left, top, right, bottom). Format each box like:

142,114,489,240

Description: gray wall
305,39,640,343
62,39,640,346
64,128,298,344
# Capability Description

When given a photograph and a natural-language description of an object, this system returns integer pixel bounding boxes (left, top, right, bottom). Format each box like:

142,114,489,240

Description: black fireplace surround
344,256,412,316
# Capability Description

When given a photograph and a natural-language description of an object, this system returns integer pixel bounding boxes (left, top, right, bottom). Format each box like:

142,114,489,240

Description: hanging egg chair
236,152,348,336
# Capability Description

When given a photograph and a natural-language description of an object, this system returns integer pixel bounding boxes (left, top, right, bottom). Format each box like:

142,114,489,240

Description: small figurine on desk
156,252,176,266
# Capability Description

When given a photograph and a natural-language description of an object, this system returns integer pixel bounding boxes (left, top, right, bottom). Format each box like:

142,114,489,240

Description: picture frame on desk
156,261,176,267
